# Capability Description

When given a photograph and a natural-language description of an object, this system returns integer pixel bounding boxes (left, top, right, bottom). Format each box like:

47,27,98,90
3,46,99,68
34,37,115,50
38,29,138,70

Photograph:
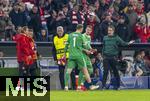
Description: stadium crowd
0,0,149,42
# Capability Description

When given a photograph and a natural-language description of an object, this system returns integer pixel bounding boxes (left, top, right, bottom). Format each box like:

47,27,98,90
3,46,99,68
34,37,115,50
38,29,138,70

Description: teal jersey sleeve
116,36,128,46
86,35,92,49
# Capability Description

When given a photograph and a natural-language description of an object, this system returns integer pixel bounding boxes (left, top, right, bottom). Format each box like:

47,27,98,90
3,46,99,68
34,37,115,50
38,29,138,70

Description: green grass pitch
50,90,150,101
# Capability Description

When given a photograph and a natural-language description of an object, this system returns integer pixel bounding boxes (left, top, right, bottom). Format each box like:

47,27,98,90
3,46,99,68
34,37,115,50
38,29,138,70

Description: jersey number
73,37,76,47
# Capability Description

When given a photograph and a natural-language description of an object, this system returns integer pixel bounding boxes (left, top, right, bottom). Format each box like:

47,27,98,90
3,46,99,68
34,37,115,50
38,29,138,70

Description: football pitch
50,90,150,101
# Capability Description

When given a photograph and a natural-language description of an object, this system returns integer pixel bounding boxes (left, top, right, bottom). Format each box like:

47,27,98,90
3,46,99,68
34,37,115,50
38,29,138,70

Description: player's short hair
86,25,92,29
76,24,83,30
108,25,115,31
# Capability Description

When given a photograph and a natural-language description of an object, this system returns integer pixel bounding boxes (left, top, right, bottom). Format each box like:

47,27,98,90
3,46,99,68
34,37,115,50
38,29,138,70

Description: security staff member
52,26,69,89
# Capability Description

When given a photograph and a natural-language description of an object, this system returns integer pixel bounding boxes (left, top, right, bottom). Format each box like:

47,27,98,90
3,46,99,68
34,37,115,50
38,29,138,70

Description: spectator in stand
135,1,144,18
94,0,104,20
99,0,110,12
62,4,71,33
81,0,88,13
126,4,138,41
44,0,55,13
95,52,104,80
28,6,41,40
107,6,120,23
4,15,15,41
69,0,76,9
3,0,12,15
47,10,57,36
116,15,129,41
69,4,84,31
86,4,100,41
134,15,150,43
133,51,144,77
139,49,150,75
0,3,15,41
62,4,69,16
52,0,68,10
38,28,49,41
118,10,129,24
90,55,98,78
99,13,114,42
113,0,121,13
127,0,138,11
9,3,28,28
93,2,104,42
39,1,48,33
55,10,70,33
132,49,150,76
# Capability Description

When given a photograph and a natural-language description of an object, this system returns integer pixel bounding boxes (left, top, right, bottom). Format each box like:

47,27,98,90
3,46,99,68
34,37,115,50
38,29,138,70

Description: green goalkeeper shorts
83,53,93,73
67,55,87,70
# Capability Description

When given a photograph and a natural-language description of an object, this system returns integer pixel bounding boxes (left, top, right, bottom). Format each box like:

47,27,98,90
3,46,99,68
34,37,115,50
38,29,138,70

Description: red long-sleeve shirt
14,34,35,65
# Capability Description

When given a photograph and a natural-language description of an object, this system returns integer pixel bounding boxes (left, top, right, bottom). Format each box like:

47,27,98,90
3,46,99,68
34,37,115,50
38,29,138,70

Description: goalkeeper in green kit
64,24,99,91
78,25,97,90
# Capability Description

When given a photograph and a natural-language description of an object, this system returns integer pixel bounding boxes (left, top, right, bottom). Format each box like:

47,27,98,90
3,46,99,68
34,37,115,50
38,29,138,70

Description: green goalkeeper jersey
82,33,93,67
82,33,92,50
65,32,85,59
